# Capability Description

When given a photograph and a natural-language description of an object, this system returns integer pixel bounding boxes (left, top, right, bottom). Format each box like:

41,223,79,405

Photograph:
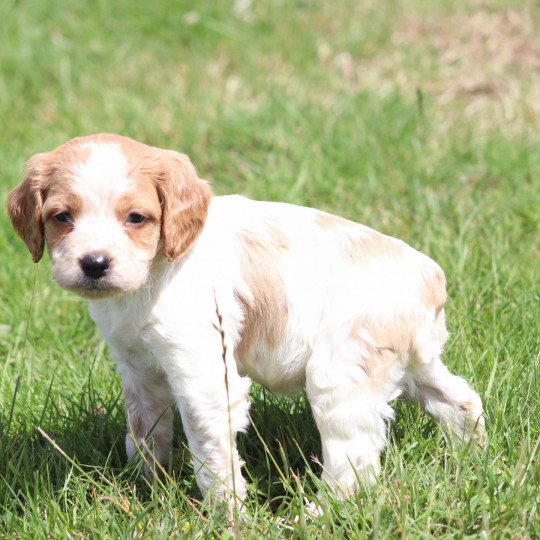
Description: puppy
8,134,484,501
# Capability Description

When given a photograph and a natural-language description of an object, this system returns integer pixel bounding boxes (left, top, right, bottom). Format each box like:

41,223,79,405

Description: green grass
1,0,539,537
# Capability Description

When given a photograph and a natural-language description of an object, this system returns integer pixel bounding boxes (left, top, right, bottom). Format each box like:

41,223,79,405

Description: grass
0,0,539,536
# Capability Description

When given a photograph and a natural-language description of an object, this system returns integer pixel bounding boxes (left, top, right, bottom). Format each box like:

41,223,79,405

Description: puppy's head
7,134,211,298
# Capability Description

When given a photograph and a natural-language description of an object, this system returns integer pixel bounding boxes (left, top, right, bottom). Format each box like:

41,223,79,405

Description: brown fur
349,316,414,358
44,216,75,251
341,229,405,265
43,188,85,221
115,186,162,253
421,264,447,313
7,153,55,262
347,313,421,390
314,211,356,230
315,211,406,265
348,265,448,383
41,179,85,251
151,149,212,261
235,221,291,361
98,134,212,261
7,134,212,263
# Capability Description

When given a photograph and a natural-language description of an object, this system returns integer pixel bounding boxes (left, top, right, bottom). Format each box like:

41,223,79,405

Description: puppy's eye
55,212,72,223
127,213,146,224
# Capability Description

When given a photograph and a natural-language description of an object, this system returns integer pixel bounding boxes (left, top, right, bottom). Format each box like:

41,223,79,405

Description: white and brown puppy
8,134,484,501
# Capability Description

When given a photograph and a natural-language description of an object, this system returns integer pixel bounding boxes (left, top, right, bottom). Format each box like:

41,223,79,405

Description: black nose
79,254,111,279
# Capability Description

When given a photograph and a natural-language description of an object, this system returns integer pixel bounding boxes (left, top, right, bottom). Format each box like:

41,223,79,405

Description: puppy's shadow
1,383,324,508
239,386,323,502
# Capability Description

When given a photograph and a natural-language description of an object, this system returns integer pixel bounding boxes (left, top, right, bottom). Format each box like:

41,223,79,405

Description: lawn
0,0,539,537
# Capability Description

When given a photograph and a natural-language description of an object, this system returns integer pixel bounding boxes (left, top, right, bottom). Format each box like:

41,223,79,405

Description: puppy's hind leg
407,357,485,445
406,311,485,445
305,337,404,497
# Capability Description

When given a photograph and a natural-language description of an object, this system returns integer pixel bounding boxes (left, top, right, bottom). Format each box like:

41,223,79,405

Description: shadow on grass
0,380,326,516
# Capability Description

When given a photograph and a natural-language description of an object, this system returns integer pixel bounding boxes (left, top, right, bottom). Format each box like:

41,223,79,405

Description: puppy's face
8,134,211,298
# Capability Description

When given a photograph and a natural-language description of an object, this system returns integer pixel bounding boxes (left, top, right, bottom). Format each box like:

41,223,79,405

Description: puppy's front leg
161,340,252,503
117,360,174,474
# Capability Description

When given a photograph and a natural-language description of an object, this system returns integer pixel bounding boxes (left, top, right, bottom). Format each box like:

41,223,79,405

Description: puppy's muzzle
79,253,111,280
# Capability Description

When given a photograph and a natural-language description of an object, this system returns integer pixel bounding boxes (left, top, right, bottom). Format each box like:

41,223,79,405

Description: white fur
23,140,486,502
73,142,131,204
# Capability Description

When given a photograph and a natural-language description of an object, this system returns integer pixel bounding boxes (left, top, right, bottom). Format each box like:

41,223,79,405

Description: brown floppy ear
154,150,212,261
7,153,52,263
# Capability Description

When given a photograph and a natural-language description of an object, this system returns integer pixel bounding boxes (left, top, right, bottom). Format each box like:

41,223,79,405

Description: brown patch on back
314,211,406,265
341,231,405,265
314,211,357,230
421,263,447,314
262,219,291,252
235,220,291,361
